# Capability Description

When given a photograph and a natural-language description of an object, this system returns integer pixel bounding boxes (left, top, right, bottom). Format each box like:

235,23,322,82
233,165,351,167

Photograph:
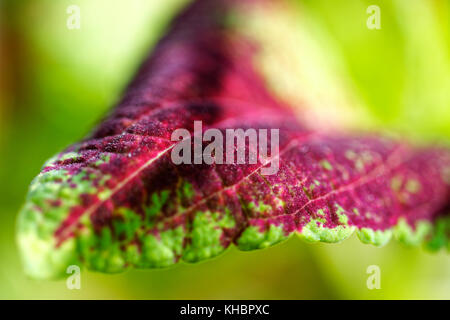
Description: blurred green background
0,0,448,299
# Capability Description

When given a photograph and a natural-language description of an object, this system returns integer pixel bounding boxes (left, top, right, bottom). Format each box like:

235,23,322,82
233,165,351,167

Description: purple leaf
17,0,450,279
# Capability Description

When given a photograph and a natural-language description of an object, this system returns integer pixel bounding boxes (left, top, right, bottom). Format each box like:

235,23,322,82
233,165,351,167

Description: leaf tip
17,206,78,280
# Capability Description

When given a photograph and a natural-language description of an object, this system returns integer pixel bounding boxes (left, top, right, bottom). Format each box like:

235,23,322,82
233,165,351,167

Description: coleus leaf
17,0,450,279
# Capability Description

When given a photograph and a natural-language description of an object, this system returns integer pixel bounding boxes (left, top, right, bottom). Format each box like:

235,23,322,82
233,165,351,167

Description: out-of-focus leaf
17,0,450,279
